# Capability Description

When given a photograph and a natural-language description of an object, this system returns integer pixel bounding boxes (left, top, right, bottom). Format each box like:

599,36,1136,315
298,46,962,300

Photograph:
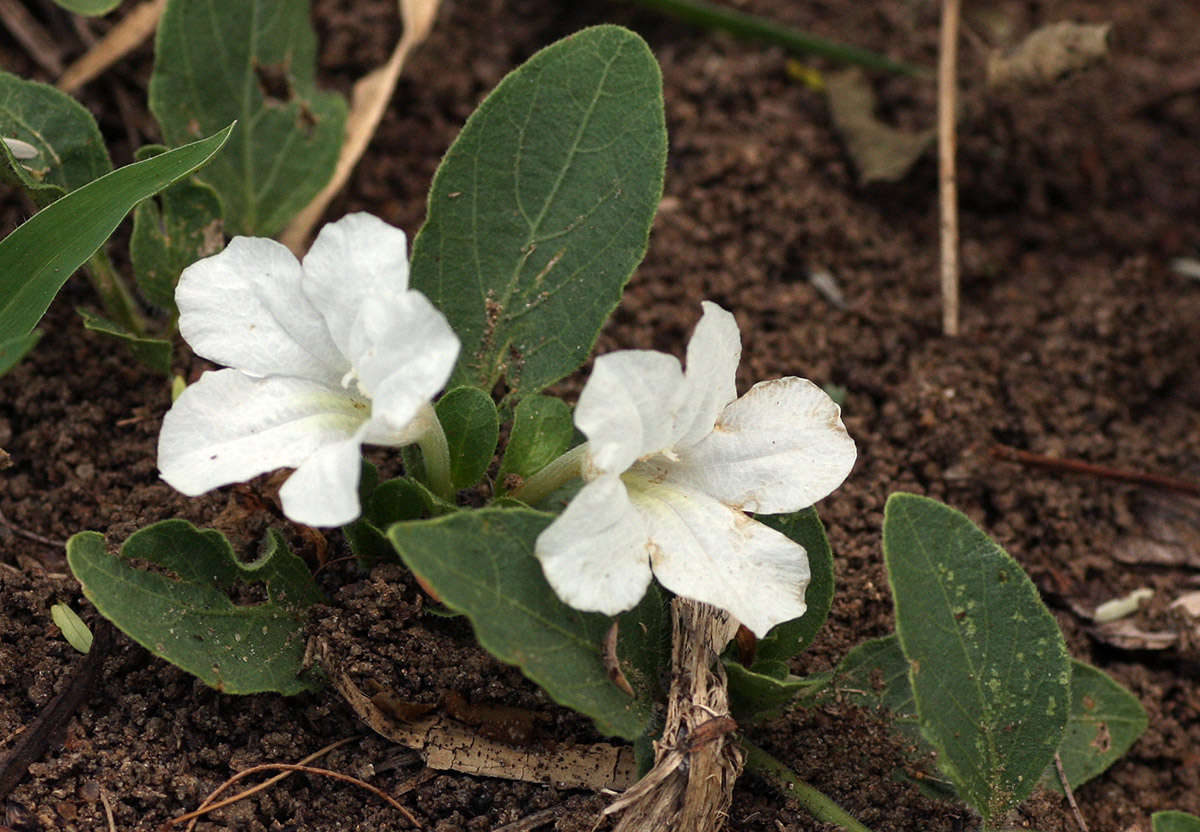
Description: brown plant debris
987,22,1111,88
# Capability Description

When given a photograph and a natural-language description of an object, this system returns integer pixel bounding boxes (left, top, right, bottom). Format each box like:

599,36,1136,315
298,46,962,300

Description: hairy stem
85,249,146,336
414,402,454,500
507,443,589,506
741,739,875,832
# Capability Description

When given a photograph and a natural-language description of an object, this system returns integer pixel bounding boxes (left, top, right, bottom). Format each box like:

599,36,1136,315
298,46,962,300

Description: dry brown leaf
1087,619,1177,651
987,22,1111,88
280,0,441,254
1169,591,1200,618
826,68,934,185
1114,492,1200,568
57,0,166,93
323,639,636,791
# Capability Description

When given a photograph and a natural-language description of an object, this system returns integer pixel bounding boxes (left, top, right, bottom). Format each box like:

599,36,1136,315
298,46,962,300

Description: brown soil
4,0,1200,830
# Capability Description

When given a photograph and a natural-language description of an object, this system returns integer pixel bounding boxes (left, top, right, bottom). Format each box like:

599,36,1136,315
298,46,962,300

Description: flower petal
669,377,856,514
176,236,346,383
278,431,367,526
673,301,741,450
301,213,411,358
158,369,367,496
535,475,654,615
629,476,810,637
348,289,459,436
575,350,686,475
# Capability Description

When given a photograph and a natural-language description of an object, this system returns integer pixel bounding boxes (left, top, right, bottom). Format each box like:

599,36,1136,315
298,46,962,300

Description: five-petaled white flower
158,213,459,527
535,302,856,637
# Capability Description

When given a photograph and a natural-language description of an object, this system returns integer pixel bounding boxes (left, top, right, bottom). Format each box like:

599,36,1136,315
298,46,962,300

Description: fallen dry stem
280,0,441,254
990,444,1200,497
172,761,419,829
1055,752,1090,832
57,0,166,93
178,736,357,832
938,0,961,336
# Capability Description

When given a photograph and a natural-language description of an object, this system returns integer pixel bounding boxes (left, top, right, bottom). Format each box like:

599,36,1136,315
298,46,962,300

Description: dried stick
605,597,742,832
279,0,441,254
1055,752,1090,832
938,0,962,336
990,444,1200,498
0,0,64,75
57,0,165,93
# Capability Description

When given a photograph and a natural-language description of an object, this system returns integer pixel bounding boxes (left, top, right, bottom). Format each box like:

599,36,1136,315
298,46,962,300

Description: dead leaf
1087,619,1177,651
322,639,636,791
0,448,11,471
826,69,934,185
1170,591,1200,618
987,22,1111,88
280,0,442,254
1114,492,1200,568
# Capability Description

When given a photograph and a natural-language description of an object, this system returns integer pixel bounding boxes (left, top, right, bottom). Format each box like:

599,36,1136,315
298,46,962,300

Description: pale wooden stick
938,0,962,336
57,0,165,93
279,0,441,254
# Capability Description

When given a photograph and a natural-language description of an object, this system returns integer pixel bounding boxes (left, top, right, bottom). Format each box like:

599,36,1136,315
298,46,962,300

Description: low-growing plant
2,4,1159,828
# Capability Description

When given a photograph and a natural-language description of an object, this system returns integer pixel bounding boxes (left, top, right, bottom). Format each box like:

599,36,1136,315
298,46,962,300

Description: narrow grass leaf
67,519,322,695
883,493,1071,822
0,125,233,344
411,25,667,397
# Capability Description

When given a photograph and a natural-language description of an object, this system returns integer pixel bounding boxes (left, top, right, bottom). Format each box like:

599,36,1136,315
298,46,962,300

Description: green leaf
67,519,322,695
78,309,173,375
343,476,428,565
411,25,667,397
0,70,110,203
0,330,40,375
1154,812,1200,832
387,507,661,739
883,493,1071,823
498,394,575,486
754,507,835,665
725,660,811,724
825,634,919,740
1046,661,1147,793
435,386,499,490
50,603,93,654
0,124,233,345
149,0,347,236
130,145,225,310
49,0,121,15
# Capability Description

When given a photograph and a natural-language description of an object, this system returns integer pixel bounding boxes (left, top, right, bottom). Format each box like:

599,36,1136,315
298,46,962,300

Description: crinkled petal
535,475,654,615
302,213,411,357
575,350,686,475
347,290,459,436
628,476,810,637
669,377,856,514
176,237,346,383
279,430,368,526
673,301,741,450
158,369,367,496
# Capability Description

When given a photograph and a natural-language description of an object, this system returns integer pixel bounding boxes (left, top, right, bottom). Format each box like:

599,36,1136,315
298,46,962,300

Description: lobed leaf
0,70,110,204
0,125,233,345
883,493,1071,822
387,507,663,739
68,519,322,695
149,0,346,236
410,25,667,398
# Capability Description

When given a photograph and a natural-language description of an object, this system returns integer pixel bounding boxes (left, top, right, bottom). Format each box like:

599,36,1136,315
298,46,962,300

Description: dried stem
605,597,742,832
990,444,1200,498
938,0,962,336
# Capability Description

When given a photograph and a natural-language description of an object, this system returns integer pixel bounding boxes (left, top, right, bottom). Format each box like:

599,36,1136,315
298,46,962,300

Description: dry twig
57,0,166,93
990,444,1200,497
938,0,961,336
0,0,64,75
1054,752,1090,832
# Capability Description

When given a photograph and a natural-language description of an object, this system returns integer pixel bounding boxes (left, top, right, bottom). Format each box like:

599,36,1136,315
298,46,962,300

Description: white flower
157,213,459,527
535,302,856,637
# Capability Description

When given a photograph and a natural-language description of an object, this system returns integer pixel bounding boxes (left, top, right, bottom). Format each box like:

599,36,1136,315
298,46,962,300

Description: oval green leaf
883,493,1071,822
387,507,663,739
1155,812,1200,832
49,0,121,15
435,386,500,490
50,603,94,654
67,519,322,695
497,394,575,487
149,0,347,236
410,25,667,397
0,124,233,344
754,506,835,665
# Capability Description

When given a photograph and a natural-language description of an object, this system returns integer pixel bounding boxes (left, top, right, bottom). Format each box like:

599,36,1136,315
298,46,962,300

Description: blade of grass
620,0,930,78
741,738,875,832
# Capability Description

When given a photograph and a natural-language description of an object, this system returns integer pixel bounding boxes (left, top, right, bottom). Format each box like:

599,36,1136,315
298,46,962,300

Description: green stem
621,0,931,78
415,402,454,500
741,738,875,832
85,249,146,336
507,443,589,506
